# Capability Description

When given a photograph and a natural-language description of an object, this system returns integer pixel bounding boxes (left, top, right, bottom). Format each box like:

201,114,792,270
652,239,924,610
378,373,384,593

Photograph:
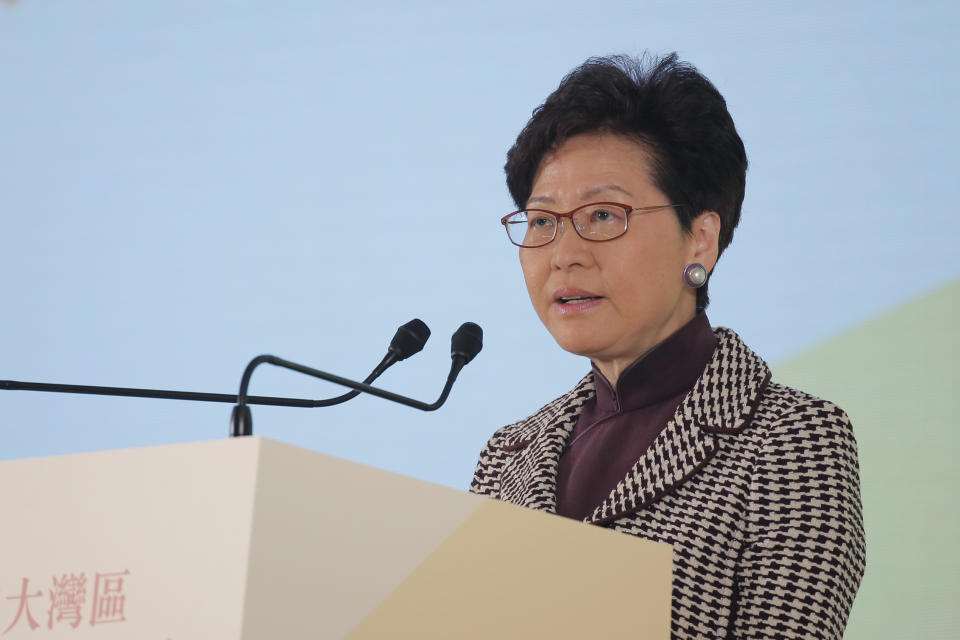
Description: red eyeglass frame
500,201,682,247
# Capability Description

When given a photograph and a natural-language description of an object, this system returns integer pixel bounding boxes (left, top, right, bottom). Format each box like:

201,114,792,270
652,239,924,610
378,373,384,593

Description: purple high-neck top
555,312,717,521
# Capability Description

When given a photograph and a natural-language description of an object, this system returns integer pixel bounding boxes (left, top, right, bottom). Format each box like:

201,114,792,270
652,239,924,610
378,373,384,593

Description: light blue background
2,1,958,492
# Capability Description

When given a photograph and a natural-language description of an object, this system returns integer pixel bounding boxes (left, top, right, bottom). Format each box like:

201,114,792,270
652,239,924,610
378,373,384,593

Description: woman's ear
690,211,721,272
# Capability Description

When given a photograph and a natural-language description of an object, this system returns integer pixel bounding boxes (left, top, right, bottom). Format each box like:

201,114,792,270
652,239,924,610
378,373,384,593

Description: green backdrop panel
774,279,960,638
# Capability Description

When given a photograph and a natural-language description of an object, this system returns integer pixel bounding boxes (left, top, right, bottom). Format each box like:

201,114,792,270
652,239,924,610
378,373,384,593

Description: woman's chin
551,334,609,360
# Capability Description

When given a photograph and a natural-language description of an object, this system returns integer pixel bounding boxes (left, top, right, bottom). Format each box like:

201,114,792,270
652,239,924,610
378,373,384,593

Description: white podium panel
0,438,672,638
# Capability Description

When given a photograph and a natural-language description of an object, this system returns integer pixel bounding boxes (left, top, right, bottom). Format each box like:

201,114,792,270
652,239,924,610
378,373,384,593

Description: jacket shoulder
487,373,593,449
754,380,856,441
469,373,593,496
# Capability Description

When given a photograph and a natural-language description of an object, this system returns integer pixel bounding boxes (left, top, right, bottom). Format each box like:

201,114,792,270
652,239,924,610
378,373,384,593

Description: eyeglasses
500,201,681,248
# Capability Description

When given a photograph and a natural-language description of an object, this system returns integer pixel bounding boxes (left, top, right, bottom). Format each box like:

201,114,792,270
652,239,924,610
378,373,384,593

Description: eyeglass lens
505,203,630,247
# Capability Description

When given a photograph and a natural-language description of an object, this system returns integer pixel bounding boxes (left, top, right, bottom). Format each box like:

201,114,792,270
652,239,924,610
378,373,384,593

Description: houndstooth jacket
470,328,865,639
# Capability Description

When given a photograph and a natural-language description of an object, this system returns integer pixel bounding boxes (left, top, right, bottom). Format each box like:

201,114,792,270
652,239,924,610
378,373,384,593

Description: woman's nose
550,218,592,270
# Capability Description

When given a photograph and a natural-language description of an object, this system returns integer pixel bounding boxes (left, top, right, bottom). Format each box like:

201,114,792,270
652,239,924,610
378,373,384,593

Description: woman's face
520,132,716,382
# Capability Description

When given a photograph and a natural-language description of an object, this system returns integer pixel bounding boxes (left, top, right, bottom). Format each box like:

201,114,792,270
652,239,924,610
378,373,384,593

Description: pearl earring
683,263,707,288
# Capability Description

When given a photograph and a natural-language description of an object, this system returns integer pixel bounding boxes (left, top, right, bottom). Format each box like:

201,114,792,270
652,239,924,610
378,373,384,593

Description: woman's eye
530,215,554,228
592,208,621,223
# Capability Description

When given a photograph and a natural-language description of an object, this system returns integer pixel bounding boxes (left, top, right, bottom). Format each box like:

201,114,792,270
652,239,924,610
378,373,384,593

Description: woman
470,54,865,638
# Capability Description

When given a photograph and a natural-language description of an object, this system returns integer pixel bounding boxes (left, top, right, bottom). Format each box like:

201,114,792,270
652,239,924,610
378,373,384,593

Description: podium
0,438,672,638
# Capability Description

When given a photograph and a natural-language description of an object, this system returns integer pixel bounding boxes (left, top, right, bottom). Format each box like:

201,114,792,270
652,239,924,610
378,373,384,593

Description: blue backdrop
2,1,958,492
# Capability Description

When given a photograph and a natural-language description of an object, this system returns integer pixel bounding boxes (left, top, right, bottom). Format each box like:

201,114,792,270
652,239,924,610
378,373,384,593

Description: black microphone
229,321,483,437
389,318,432,362
451,322,483,365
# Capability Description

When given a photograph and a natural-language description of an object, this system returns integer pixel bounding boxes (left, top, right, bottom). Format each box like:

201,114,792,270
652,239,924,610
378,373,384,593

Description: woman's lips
554,297,604,315
552,287,604,316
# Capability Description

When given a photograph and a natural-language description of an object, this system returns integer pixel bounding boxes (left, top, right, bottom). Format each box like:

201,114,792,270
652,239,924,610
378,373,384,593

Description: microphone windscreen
450,322,483,365
389,318,431,360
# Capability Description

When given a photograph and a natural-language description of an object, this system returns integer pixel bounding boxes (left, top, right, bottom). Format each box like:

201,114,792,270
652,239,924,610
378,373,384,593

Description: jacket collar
497,328,771,522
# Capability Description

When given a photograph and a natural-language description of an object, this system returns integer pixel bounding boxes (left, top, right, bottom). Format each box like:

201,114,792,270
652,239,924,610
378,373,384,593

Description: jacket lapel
587,328,771,524
496,328,771,522
586,404,719,524
496,374,594,512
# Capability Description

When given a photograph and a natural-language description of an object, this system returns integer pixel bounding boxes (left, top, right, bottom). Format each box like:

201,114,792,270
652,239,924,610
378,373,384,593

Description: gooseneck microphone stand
230,322,483,437
1,318,432,411
0,379,319,407
1,319,484,439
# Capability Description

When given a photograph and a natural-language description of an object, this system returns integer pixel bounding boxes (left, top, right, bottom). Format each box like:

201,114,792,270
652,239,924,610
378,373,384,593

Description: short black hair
505,53,747,309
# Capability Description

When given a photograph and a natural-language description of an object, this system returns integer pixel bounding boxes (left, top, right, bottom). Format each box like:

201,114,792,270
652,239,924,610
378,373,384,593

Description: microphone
229,321,483,437
389,318,432,362
451,322,483,366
